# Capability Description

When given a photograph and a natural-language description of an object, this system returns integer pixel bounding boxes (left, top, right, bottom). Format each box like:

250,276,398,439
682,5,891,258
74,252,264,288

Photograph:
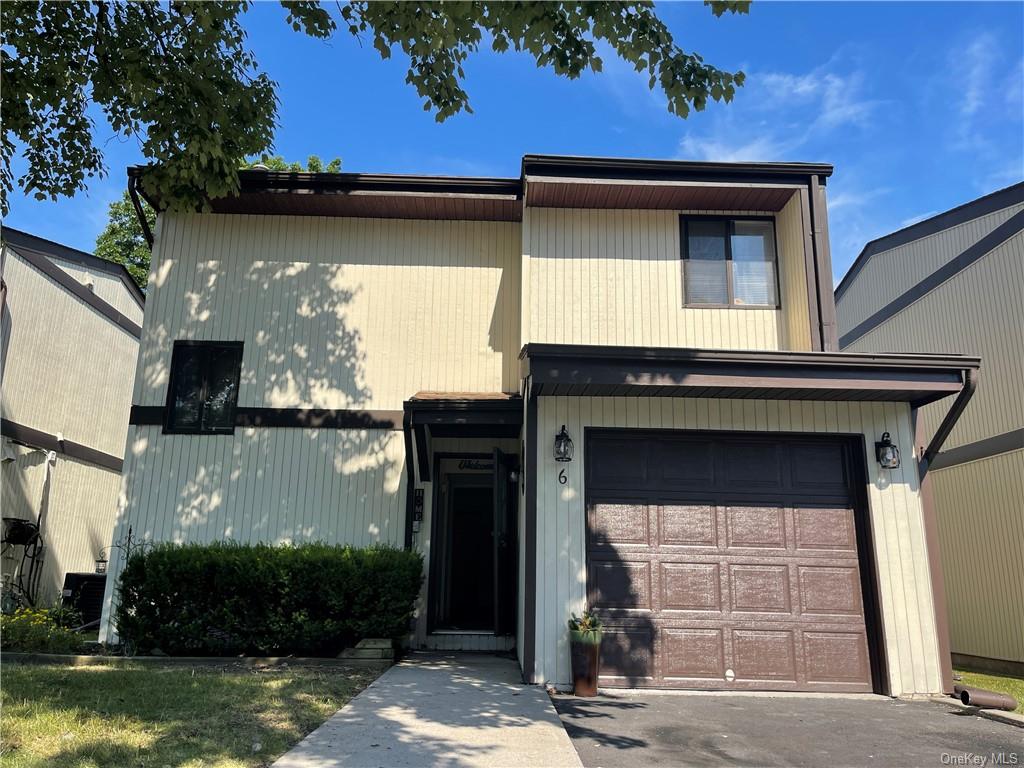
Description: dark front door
446,481,495,630
586,430,876,693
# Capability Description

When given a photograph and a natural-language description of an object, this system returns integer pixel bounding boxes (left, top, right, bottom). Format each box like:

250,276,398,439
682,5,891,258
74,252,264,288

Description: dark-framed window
680,216,780,308
164,341,243,434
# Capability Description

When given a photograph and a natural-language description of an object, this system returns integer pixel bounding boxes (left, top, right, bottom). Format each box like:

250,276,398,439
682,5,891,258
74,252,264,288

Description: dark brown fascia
130,405,403,430
1,418,123,473
128,165,522,211
835,180,1024,302
2,226,145,310
521,154,834,185
519,343,979,371
519,343,979,409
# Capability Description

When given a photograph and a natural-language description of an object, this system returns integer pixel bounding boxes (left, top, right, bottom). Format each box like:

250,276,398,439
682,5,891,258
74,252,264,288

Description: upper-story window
680,216,779,308
164,341,243,434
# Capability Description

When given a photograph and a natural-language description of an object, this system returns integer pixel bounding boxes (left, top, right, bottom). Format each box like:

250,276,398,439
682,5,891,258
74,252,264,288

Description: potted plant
567,609,602,696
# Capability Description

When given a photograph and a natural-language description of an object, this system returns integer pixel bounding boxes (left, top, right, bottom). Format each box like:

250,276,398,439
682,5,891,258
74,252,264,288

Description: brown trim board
130,405,403,430
915,411,955,694
836,181,1024,302
840,209,1024,348
929,428,1024,471
520,344,979,407
522,382,539,683
10,245,142,338
1,419,123,472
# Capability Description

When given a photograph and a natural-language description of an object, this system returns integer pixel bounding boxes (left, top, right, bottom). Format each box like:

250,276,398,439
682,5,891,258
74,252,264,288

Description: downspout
402,405,416,550
914,364,979,695
919,367,979,480
128,175,155,249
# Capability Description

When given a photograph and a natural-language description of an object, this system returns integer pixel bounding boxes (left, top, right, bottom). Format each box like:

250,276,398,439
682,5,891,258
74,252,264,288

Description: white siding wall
2,249,138,457
49,256,144,325
1,445,123,604
523,208,802,350
2,245,138,605
530,396,943,697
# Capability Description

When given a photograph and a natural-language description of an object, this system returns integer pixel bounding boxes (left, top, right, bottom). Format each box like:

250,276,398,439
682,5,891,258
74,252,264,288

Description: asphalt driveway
552,692,1022,767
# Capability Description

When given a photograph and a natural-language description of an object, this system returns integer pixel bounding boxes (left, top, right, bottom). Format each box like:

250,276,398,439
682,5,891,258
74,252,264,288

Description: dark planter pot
569,629,602,697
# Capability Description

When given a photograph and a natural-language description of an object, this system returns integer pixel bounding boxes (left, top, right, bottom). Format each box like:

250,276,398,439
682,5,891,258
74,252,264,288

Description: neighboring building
1,228,144,615
100,156,979,698
836,183,1024,674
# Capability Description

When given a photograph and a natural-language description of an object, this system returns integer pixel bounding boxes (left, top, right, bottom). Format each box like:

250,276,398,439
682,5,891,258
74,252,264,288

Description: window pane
168,347,204,430
687,221,728,261
685,260,729,305
202,347,242,430
732,261,778,306
731,221,776,262
685,221,728,305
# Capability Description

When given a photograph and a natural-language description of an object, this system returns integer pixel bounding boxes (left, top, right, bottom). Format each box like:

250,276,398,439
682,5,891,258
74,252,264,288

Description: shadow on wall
112,256,404,575
586,526,657,690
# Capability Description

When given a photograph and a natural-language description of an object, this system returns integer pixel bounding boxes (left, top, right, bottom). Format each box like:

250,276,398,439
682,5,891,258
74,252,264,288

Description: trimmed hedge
115,542,423,656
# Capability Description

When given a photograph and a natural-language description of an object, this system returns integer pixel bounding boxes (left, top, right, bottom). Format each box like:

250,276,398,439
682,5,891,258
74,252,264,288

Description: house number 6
558,469,567,485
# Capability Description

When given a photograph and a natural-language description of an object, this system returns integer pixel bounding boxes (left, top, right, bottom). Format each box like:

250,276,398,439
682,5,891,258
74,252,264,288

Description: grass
0,660,379,768
955,668,1024,714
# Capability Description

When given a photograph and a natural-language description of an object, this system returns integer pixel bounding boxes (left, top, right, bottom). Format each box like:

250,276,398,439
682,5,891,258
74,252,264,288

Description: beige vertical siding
48,255,144,324
776,192,813,351
844,235,1023,450
837,201,1024,331
103,212,521,639
531,396,942,696
523,207,808,350
135,213,522,410
931,449,1024,664
2,248,138,457
101,423,406,639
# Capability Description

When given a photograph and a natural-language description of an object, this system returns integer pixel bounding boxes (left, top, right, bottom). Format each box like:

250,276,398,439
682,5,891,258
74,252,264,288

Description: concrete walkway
274,653,583,768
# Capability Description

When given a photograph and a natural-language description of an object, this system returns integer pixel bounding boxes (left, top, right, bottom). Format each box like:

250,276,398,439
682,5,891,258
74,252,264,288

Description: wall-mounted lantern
553,425,574,463
875,432,901,469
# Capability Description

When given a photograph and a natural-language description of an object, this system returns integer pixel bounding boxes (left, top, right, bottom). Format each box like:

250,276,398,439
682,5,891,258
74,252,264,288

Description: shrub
1,607,83,654
115,542,423,656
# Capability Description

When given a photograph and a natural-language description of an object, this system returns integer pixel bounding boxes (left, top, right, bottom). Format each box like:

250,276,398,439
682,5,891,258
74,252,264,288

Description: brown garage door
586,430,877,693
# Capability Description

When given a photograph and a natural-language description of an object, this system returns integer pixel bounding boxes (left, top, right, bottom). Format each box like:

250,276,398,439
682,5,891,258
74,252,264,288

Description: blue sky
5,1,1023,283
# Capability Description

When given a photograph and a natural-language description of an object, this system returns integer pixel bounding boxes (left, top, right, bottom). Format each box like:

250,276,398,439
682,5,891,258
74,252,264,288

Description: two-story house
836,183,1023,675
2,227,143,621
99,155,978,698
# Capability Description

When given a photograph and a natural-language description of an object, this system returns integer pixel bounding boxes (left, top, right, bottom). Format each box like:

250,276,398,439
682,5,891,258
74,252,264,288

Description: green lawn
955,668,1024,714
0,661,379,768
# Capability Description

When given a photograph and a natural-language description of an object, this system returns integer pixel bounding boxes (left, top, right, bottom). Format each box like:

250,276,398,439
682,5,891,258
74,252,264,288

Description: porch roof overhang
518,344,979,408
404,392,522,434
521,155,833,212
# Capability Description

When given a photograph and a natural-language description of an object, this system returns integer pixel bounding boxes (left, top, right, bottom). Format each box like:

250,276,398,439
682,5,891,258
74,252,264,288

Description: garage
585,429,880,693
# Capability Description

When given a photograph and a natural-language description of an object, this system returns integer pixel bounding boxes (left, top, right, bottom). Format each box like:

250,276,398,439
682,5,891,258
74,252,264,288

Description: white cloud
677,134,794,163
675,58,880,164
959,32,995,118
899,211,939,228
